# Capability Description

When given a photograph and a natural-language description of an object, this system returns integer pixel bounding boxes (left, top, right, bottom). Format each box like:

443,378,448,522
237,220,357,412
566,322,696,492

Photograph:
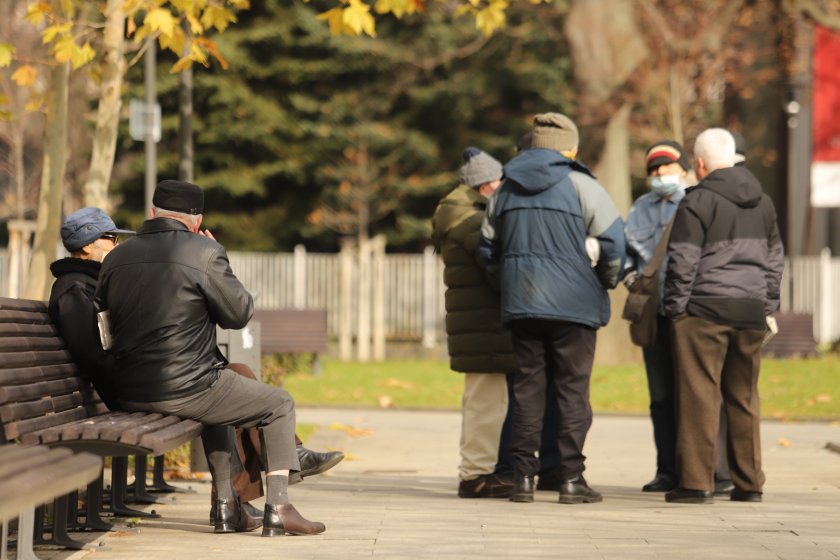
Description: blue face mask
647,174,685,197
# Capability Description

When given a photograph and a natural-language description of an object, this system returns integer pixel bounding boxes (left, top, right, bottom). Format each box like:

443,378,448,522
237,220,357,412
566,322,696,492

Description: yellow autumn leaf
170,54,194,73
227,0,250,10
42,23,73,45
60,0,75,17
777,437,791,447
343,0,376,37
374,0,416,18
200,5,237,33
186,15,204,34
475,0,507,36
317,7,347,36
24,2,51,25
0,43,14,67
815,394,832,403
0,111,12,121
377,394,393,408
145,8,176,37
159,26,186,56
189,42,209,66
196,38,229,70
328,423,373,438
70,41,95,70
0,93,7,105
11,65,38,87
51,35,75,64
24,95,42,112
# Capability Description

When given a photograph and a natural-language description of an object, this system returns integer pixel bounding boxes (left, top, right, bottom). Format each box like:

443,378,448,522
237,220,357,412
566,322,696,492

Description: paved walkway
35,408,840,559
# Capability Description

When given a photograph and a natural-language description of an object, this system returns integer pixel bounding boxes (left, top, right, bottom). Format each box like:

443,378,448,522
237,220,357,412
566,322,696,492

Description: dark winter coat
663,166,784,329
432,185,516,373
479,148,626,328
95,218,253,403
48,258,121,410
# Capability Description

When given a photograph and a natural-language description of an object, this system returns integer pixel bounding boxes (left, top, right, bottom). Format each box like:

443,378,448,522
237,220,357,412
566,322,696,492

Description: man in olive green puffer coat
431,147,517,499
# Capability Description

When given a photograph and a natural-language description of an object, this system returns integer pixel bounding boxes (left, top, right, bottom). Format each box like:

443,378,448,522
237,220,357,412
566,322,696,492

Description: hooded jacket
95,218,253,403
479,148,626,328
48,258,121,410
431,185,516,373
663,165,784,329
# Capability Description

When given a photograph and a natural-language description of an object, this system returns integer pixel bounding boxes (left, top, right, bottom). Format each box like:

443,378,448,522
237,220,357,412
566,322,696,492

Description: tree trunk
592,103,642,365
25,60,69,301
83,0,126,209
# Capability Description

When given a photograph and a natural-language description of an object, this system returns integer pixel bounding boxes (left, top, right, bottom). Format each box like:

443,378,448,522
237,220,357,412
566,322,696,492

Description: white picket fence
3,247,840,346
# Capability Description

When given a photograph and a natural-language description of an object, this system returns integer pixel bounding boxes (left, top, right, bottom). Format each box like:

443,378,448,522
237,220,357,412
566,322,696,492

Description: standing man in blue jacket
480,113,626,504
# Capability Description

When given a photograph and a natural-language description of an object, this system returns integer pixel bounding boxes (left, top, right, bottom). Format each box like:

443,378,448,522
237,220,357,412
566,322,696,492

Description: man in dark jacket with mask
96,180,325,536
480,113,626,504
663,128,784,504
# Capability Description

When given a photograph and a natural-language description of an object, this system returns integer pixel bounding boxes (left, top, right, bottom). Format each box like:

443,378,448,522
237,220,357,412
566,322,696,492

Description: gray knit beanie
531,113,579,153
460,147,503,188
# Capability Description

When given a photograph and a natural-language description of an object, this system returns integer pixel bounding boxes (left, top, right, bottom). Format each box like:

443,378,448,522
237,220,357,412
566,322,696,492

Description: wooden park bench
762,312,818,358
0,444,102,558
0,296,203,551
252,308,328,372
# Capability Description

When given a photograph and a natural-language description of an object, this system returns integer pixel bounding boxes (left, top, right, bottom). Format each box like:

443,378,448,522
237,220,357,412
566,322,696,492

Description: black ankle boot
214,498,262,533
262,503,326,537
510,473,534,503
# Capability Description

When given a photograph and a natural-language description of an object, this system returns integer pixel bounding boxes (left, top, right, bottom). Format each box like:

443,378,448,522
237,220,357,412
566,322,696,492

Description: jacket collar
137,217,192,235
50,257,101,280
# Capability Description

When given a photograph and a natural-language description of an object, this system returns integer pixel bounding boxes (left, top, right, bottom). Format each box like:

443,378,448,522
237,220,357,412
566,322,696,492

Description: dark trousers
508,318,596,478
671,316,765,492
121,369,300,487
496,374,560,475
642,315,677,480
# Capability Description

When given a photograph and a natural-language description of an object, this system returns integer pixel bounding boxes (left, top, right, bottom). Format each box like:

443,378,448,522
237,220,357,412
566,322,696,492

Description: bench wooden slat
0,349,73,369
139,420,203,455
0,323,57,338
0,336,66,352
0,309,51,325
5,407,93,441
79,412,151,440
0,445,102,520
0,364,79,387
22,410,131,445
116,415,179,445
0,392,89,423
0,377,87,405
0,297,51,314
252,309,328,354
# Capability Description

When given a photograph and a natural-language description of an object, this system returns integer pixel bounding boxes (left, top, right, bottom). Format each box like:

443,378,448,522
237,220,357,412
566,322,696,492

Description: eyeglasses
99,234,118,244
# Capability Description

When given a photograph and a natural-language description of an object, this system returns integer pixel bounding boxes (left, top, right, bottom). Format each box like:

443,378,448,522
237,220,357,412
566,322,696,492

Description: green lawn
282,355,840,421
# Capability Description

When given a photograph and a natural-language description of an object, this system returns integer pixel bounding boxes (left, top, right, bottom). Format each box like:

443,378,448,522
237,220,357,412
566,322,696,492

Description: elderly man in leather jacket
96,180,325,536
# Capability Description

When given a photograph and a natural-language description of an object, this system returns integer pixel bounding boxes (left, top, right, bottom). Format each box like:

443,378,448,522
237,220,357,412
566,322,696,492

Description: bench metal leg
110,458,160,519
1,518,7,560
150,455,192,493
129,456,164,504
15,508,41,560
79,473,113,532
44,495,92,550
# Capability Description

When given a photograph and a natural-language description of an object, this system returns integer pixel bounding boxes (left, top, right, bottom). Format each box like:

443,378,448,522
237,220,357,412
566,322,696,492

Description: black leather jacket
95,218,254,403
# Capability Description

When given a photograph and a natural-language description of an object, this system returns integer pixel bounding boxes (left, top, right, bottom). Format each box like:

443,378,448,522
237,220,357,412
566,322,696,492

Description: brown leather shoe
261,503,326,537
214,498,262,533
458,473,514,499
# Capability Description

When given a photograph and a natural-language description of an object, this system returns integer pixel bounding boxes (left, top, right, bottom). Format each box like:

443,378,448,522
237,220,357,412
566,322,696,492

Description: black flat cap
152,180,204,215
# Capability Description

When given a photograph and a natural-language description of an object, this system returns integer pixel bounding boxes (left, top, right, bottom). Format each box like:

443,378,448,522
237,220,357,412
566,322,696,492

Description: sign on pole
128,98,161,143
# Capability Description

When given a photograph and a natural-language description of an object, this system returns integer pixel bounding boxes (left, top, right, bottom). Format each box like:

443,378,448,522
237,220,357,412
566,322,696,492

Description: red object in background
812,25,840,163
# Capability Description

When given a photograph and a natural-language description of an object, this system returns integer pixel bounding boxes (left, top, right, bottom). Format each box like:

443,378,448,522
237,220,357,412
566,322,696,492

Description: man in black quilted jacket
663,128,784,504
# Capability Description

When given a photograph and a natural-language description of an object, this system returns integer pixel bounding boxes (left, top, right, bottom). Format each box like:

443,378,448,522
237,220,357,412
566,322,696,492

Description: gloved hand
585,237,600,268
762,315,779,347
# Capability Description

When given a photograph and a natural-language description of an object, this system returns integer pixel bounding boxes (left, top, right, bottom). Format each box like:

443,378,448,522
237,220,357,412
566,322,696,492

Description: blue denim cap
60,207,134,251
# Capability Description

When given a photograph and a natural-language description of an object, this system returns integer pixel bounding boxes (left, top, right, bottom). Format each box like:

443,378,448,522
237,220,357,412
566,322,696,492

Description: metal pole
787,17,813,257
144,39,157,215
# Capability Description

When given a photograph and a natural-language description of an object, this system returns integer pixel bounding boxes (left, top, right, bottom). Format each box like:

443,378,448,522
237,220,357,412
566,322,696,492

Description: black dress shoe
730,488,762,502
214,498,263,533
665,488,714,504
290,447,345,484
261,503,326,537
558,475,602,504
509,473,534,503
714,479,735,495
458,473,513,498
210,499,264,525
642,474,677,492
